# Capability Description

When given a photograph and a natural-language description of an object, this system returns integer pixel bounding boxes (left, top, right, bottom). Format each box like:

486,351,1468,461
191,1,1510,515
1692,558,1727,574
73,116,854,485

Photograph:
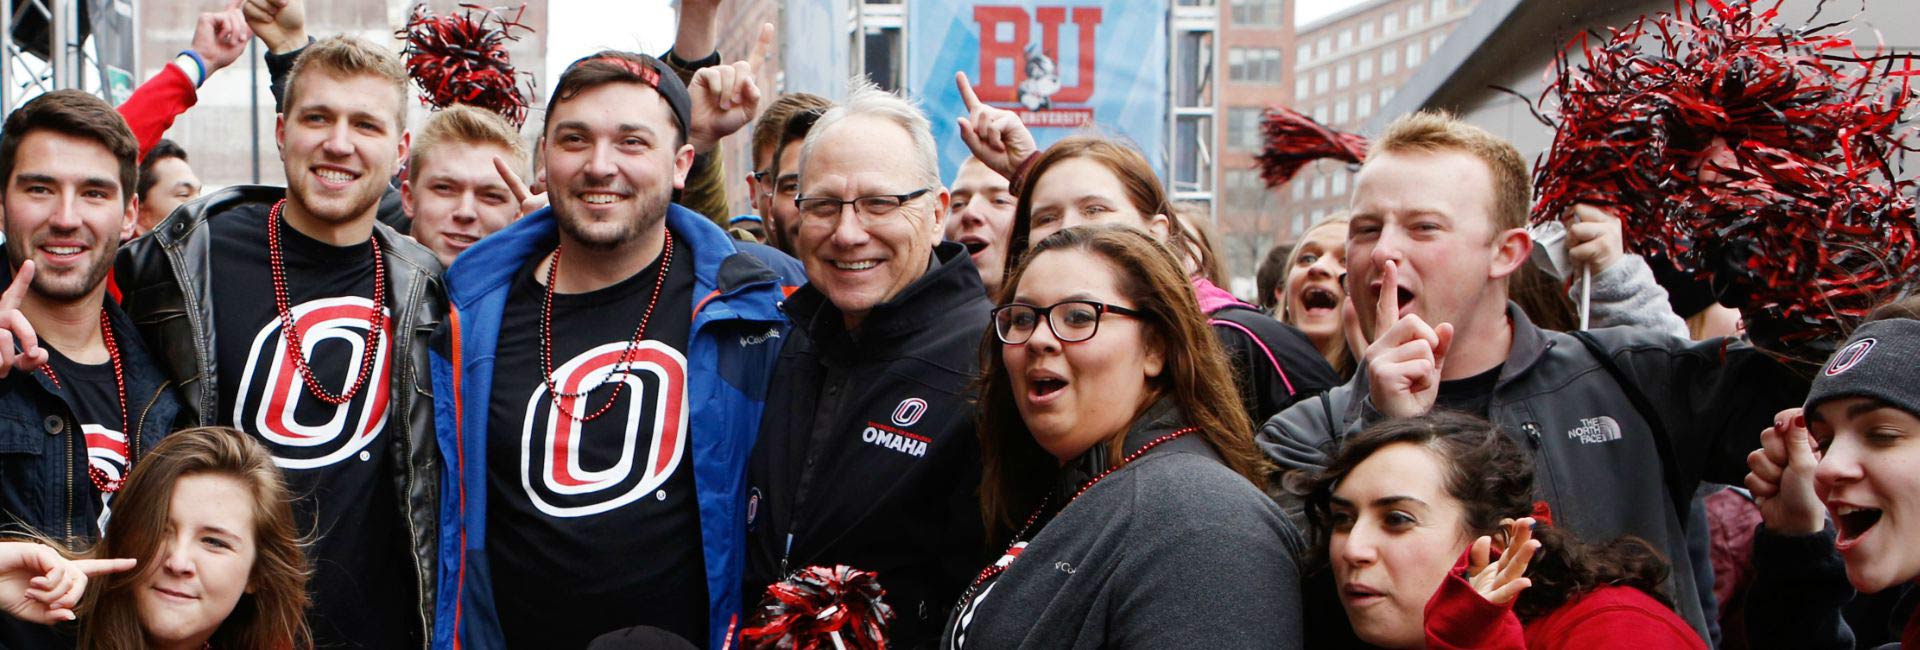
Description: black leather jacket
114,185,443,647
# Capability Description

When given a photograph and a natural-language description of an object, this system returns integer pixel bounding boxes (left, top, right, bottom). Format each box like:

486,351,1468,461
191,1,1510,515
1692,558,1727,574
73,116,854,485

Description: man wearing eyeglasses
742,93,831,253
744,79,991,646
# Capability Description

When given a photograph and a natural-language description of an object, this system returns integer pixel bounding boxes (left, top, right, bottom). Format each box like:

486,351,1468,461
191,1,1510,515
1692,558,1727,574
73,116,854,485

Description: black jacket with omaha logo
746,242,990,648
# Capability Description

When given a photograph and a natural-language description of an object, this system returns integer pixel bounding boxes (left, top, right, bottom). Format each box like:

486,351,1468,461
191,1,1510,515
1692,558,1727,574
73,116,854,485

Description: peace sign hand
0,262,46,379
494,156,548,218
955,71,1037,180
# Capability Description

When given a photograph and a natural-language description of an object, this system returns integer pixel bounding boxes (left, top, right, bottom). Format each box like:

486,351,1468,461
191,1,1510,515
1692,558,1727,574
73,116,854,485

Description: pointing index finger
956,71,983,113
1375,259,1400,339
747,23,773,72
1,261,34,312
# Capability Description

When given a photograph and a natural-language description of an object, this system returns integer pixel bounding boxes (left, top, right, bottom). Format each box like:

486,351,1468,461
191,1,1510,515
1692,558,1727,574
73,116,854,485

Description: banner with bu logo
519,340,689,518
910,0,1168,181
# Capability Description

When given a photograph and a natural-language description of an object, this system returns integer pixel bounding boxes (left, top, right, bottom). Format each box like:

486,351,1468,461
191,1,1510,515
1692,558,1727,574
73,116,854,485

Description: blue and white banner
909,2,1168,182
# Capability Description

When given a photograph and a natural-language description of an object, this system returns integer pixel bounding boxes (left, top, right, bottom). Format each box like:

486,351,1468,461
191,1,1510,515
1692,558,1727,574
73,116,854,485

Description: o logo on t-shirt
1826,337,1876,377
891,397,928,427
234,297,392,470
520,340,688,518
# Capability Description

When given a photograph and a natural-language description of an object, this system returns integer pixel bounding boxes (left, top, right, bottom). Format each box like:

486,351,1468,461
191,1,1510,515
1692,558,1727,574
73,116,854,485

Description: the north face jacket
430,203,803,650
1259,303,1808,643
744,241,991,647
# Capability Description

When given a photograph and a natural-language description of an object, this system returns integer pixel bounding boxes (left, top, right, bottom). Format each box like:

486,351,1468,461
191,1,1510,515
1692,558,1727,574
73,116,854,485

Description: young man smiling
429,46,801,649
0,89,185,650
116,36,445,649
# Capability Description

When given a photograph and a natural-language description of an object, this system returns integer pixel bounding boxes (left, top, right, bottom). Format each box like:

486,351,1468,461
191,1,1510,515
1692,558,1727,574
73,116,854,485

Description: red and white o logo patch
891,397,928,427
520,340,688,518
1826,337,1876,377
234,297,392,470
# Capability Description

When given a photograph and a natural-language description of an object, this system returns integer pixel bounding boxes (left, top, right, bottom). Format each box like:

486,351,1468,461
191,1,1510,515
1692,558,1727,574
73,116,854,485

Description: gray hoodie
943,403,1306,649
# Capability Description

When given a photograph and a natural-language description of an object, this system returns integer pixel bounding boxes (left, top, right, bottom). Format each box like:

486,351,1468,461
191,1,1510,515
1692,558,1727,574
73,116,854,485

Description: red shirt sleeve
1424,550,1527,650
116,63,198,161
1525,586,1708,650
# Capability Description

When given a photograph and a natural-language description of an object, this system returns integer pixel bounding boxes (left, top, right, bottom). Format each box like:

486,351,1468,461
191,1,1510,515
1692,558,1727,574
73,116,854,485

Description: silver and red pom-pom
396,3,535,127
742,565,893,650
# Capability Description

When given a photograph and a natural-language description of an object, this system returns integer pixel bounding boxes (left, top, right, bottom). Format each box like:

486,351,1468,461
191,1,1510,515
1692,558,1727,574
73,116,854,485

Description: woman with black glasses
942,224,1305,649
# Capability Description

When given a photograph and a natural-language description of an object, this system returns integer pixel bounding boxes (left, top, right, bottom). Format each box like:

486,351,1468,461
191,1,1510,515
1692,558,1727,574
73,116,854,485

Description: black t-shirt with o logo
208,203,414,648
485,238,704,649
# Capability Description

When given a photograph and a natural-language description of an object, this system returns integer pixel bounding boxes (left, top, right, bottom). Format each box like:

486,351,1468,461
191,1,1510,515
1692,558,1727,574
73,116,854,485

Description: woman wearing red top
1302,411,1706,650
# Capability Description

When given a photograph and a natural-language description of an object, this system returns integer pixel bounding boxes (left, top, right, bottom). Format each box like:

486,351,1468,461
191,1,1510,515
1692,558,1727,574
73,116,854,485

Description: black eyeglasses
991,300,1145,344
794,188,934,226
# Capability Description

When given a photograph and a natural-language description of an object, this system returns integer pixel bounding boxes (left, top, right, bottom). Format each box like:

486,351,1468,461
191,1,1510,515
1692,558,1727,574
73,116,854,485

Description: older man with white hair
744,79,990,645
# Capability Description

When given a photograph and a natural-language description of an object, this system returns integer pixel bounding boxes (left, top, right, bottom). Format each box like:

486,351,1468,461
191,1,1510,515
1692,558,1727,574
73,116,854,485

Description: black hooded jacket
745,242,991,647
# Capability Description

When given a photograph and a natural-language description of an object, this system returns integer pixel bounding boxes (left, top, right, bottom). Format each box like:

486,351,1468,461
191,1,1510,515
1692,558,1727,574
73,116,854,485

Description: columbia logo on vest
1567,416,1623,444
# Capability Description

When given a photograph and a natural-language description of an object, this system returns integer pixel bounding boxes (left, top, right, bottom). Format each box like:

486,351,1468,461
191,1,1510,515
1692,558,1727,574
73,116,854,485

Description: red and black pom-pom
396,3,535,127
742,565,893,650
1255,106,1370,188
1528,0,1920,360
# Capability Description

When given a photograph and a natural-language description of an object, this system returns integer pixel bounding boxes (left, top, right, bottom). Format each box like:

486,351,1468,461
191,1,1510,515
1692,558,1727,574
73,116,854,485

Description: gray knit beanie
1806,318,1920,417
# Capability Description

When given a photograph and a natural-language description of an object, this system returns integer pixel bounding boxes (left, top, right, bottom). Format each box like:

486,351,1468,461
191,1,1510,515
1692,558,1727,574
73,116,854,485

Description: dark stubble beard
5,230,118,302
556,187,670,252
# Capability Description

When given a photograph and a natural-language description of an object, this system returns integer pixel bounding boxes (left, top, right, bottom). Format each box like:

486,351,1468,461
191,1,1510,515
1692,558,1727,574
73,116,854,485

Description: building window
1312,176,1327,199
1317,38,1331,56
1406,43,1423,67
1297,43,1312,65
1431,0,1448,18
1313,104,1329,123
1227,108,1265,152
1383,14,1399,34
1380,87,1395,106
1333,98,1350,124
1335,63,1350,88
1357,94,1372,118
1358,57,1373,81
1225,169,1269,213
1314,70,1330,93
1381,49,1397,74
1293,178,1307,200
1331,173,1348,196
1359,22,1374,42
1338,29,1353,49
1230,0,1285,26
1409,4,1425,26
1430,35,1443,53
1295,78,1309,98
1229,47,1285,84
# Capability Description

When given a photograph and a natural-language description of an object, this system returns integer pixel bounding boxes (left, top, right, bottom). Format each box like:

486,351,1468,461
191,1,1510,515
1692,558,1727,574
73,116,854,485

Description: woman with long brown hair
943,224,1303,649
999,134,1338,428
0,426,310,649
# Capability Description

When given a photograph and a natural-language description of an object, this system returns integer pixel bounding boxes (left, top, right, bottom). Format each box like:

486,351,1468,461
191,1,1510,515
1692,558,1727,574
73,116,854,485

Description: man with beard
429,46,801,649
116,36,444,648
743,92,832,252
0,90,185,649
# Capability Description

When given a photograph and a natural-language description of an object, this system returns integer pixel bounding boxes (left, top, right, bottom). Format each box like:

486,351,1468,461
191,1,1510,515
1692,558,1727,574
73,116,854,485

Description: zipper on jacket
393,275,432,649
133,379,174,466
63,414,73,542
1521,422,1542,449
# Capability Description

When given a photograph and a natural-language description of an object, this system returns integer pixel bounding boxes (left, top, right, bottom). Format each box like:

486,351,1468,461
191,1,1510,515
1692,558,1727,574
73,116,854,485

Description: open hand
1467,517,1539,605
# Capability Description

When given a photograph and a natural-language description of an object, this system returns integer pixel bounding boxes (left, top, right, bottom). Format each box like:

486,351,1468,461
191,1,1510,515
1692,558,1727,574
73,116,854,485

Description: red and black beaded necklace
955,426,1199,609
39,309,131,493
538,231,674,423
267,199,388,405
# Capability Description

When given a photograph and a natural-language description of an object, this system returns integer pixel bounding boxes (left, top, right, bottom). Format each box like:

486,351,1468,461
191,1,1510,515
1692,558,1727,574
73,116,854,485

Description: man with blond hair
1258,110,1806,644
402,104,530,267
117,35,444,648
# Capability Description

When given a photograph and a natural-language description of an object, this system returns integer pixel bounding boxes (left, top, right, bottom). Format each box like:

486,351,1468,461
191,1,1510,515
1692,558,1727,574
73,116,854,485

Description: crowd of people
0,0,1909,648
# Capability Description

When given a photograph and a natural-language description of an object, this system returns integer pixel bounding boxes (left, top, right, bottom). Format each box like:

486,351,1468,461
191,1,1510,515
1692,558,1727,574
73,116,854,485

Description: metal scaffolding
0,0,137,115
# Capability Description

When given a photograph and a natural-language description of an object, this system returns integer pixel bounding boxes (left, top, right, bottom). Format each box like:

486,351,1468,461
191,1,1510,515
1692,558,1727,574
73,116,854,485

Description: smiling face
1346,149,1524,339
542,82,694,252
3,130,132,302
402,142,521,266
767,142,806,252
1002,248,1163,462
946,157,1016,294
1284,221,1348,344
1026,157,1169,245
137,473,258,650
276,71,407,228
1329,441,1473,649
795,114,947,328
1809,396,1920,594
